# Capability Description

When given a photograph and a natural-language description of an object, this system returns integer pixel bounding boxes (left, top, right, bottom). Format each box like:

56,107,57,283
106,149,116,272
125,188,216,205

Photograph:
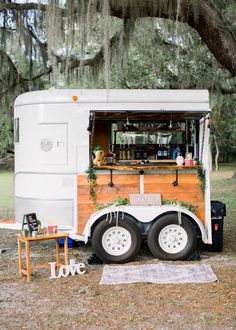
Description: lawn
210,164,236,256
0,165,235,329
0,170,14,219
211,165,236,208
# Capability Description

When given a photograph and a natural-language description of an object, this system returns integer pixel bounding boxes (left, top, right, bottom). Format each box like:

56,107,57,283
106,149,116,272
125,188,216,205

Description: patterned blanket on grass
100,263,218,285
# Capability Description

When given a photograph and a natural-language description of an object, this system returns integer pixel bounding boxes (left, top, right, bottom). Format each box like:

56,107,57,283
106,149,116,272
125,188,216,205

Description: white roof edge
14,89,209,107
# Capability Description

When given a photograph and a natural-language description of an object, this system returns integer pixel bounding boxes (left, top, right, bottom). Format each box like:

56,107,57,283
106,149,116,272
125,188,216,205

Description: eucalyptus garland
97,197,129,225
162,199,196,214
197,162,206,196
85,162,97,204
97,197,129,211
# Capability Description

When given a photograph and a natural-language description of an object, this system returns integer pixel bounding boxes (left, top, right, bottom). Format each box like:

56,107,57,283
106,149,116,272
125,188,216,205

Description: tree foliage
0,0,235,161
211,93,236,164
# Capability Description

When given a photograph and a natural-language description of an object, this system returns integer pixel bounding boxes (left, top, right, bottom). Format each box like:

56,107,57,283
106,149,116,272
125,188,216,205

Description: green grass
0,171,14,219
211,164,236,210
210,164,236,255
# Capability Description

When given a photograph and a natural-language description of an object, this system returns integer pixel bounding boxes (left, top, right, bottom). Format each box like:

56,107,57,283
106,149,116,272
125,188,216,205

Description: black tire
147,213,197,260
92,216,141,264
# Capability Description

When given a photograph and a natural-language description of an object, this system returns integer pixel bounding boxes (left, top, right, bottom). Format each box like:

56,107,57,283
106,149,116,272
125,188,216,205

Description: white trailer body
13,89,212,262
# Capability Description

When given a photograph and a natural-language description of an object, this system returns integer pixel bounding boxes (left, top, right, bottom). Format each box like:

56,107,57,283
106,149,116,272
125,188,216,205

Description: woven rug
100,263,218,285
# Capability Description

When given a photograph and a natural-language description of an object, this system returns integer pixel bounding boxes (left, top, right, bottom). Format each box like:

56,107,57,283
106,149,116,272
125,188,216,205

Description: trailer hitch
172,169,179,186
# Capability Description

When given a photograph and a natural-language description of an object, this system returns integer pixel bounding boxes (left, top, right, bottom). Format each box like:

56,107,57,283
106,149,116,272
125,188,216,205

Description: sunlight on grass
210,164,236,255
211,165,236,208
0,171,14,219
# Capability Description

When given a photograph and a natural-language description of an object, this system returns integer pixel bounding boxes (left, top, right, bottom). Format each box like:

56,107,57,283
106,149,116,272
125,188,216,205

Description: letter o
59,265,70,278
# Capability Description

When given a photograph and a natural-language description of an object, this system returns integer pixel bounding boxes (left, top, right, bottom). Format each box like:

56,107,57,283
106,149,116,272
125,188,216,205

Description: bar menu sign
22,213,38,233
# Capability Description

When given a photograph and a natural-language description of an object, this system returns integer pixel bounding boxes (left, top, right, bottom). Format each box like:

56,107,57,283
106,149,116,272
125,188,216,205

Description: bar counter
94,164,200,172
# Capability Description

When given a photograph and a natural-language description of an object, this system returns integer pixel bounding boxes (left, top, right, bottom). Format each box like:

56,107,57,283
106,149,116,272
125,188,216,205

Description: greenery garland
162,200,196,214
85,162,97,204
197,161,206,196
97,197,129,211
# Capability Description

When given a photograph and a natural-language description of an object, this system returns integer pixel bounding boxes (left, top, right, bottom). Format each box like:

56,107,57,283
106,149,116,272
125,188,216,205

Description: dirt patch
0,229,235,329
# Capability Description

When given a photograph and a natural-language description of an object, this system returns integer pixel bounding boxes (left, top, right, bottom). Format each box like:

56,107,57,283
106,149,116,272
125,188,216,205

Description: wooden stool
17,233,69,282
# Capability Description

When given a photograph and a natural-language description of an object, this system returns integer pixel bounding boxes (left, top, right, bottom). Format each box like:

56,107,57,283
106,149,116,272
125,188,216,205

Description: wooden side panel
92,121,110,156
77,174,140,234
77,172,205,235
144,174,205,222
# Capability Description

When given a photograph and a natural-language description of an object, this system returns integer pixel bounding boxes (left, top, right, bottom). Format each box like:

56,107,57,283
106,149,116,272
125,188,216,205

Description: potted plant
93,145,103,155
22,228,29,237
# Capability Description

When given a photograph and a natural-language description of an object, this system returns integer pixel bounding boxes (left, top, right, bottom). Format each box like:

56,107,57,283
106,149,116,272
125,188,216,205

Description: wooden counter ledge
94,165,200,171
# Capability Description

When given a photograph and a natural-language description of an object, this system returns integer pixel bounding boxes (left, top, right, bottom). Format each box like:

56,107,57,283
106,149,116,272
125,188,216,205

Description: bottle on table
107,146,114,165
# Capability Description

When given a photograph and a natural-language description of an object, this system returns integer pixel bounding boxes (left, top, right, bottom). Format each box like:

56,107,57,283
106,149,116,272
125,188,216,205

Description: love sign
49,259,86,279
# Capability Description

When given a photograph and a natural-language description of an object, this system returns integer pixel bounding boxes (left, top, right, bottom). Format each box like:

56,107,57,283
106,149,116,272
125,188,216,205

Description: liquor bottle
135,148,142,160
111,144,116,164
122,144,126,160
127,145,131,160
167,145,171,159
107,147,113,165
157,144,162,158
143,148,148,160
163,147,168,158
119,144,122,160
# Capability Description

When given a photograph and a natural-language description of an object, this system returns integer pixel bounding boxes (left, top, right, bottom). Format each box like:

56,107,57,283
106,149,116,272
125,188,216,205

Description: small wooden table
17,233,69,282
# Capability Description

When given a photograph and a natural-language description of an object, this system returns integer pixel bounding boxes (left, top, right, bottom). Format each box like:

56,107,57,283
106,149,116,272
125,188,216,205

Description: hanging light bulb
126,112,130,126
124,112,130,131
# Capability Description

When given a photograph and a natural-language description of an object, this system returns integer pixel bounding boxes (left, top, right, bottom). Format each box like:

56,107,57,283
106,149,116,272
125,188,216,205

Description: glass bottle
107,146,113,165
111,144,116,164
119,144,123,160
122,144,126,160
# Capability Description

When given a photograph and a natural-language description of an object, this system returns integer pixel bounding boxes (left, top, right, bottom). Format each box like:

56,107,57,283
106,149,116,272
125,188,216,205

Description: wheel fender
82,206,206,243
82,207,133,243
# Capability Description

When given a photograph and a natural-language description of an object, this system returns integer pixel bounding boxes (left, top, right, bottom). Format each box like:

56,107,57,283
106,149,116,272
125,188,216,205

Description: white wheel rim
158,224,188,254
102,226,132,256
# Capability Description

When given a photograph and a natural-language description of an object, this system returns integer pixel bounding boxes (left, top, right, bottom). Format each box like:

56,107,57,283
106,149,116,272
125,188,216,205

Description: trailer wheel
147,213,197,260
92,217,141,264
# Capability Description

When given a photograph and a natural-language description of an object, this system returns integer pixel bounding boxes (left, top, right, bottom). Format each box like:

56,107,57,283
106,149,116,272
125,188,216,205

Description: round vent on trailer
40,138,53,152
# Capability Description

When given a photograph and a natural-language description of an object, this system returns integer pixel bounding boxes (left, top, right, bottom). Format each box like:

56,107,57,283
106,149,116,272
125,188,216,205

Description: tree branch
1,0,236,77
55,29,124,72
101,0,236,76
187,1,236,78
0,67,52,100
26,24,48,65
210,84,236,95
0,2,49,12
0,49,20,79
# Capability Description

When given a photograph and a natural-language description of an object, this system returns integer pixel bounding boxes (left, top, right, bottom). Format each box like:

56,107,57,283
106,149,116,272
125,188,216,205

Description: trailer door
39,123,68,165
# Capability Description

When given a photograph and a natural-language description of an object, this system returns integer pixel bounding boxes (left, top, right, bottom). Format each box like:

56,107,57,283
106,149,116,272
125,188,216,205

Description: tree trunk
209,140,213,172
213,134,219,171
